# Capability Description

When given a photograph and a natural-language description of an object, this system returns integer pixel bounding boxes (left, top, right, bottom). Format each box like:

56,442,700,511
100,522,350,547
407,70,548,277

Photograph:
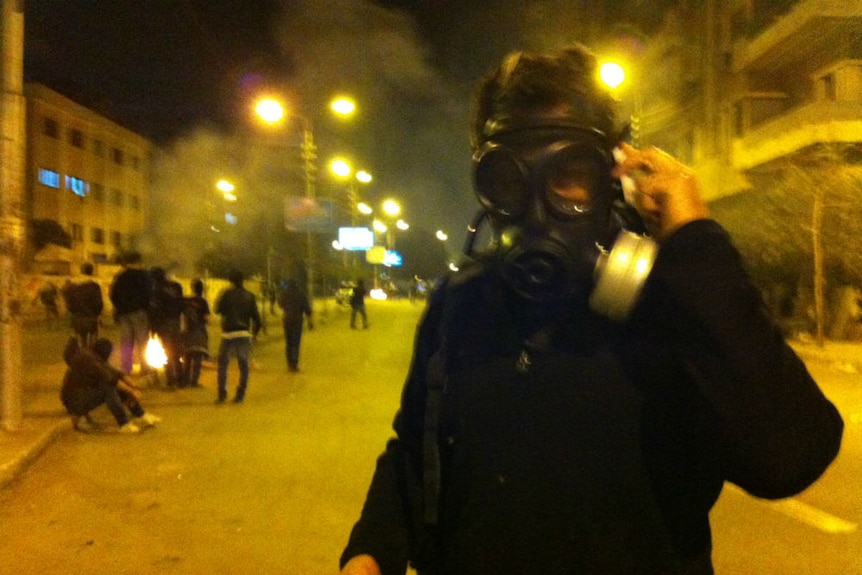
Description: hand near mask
613,142,710,242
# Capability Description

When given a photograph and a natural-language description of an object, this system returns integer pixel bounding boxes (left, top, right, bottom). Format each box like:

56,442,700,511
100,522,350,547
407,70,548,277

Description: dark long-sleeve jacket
215,285,261,336
341,220,843,575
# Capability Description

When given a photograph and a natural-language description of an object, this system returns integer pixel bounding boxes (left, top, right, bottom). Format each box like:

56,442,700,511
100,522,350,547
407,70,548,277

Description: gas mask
469,119,657,320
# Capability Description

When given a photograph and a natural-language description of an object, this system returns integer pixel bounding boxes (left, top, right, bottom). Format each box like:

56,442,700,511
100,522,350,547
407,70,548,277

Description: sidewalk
2,332,860,491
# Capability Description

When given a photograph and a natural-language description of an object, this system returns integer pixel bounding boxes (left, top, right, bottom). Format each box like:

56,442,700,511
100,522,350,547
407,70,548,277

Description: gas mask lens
473,146,529,218
473,142,606,219
545,148,601,216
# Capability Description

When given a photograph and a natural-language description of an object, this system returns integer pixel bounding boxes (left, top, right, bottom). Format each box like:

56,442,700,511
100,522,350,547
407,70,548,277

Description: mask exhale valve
589,231,658,321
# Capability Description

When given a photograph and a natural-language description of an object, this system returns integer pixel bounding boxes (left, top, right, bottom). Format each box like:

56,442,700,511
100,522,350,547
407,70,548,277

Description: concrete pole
0,0,26,431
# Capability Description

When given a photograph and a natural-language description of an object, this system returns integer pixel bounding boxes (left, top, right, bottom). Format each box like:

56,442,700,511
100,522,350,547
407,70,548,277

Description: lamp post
255,98,318,299
254,96,357,301
599,60,642,146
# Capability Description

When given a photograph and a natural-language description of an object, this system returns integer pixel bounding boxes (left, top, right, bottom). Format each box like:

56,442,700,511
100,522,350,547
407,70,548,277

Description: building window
91,227,105,244
110,230,122,247
93,139,104,157
69,128,85,148
112,147,124,165
71,224,84,242
111,188,124,207
65,175,89,198
38,168,60,188
130,194,140,210
43,117,59,138
91,183,105,201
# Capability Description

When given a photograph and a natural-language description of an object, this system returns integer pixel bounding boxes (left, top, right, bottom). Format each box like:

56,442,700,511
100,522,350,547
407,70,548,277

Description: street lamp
254,96,319,299
599,59,641,146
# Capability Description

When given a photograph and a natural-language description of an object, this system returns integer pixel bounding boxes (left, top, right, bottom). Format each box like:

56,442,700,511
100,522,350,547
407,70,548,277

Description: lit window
65,175,89,197
38,168,60,188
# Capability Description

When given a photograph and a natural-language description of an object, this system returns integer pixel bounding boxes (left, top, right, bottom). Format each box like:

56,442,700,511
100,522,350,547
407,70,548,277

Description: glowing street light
330,97,356,117
396,219,409,231
599,61,626,90
356,170,372,184
330,158,352,178
383,199,401,217
373,220,388,233
436,230,448,241
357,202,373,215
255,98,286,124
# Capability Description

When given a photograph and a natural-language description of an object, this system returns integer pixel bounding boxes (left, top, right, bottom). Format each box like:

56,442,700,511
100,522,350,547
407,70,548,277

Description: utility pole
0,0,26,431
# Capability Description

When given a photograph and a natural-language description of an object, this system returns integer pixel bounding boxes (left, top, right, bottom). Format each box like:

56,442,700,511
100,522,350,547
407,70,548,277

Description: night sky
23,0,675,270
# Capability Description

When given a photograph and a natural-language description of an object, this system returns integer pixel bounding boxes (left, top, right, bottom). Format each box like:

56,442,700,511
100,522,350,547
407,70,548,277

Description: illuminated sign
284,196,333,233
383,250,403,267
338,227,374,251
366,246,386,264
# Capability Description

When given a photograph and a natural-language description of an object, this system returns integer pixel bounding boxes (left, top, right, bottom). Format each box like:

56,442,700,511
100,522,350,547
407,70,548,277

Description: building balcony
732,100,862,170
734,1,862,76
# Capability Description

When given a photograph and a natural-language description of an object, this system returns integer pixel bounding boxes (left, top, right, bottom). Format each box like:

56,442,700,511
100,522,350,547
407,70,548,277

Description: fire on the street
145,334,168,369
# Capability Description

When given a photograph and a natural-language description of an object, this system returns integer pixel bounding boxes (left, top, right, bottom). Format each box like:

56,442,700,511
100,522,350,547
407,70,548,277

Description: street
1,298,860,574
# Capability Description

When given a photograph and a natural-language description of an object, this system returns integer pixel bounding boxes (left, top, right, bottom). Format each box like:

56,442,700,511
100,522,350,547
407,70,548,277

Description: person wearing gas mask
339,44,843,575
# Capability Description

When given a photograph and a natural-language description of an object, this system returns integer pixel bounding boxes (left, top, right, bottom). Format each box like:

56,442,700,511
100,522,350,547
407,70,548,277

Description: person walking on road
349,278,368,329
61,337,161,434
214,271,261,404
181,278,210,388
64,262,104,348
109,251,153,374
277,278,313,372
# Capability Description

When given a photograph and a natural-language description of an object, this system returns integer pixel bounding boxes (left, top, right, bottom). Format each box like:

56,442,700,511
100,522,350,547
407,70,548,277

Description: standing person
277,278,313,372
64,262,104,348
149,267,185,386
37,281,60,321
61,337,161,434
109,251,153,374
181,278,210,388
349,278,368,329
339,44,843,575
214,271,261,404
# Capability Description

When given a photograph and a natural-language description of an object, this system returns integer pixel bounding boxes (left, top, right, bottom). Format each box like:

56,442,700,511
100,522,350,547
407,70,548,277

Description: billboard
338,227,374,251
284,196,333,233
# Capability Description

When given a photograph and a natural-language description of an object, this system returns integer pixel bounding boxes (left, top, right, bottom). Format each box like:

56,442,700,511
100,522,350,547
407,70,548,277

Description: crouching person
61,337,161,434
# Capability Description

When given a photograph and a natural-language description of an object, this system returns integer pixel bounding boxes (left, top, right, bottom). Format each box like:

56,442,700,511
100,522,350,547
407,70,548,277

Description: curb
0,419,71,489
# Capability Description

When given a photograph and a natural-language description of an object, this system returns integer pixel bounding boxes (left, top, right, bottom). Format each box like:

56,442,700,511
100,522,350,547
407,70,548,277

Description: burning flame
145,334,168,368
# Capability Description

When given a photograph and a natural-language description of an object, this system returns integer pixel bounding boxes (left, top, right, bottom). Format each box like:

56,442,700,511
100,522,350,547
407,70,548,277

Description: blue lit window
38,168,60,188
65,175,89,197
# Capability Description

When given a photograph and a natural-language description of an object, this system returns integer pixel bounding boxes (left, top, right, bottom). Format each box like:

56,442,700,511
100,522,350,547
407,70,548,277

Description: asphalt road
2,298,860,574
4,299,423,574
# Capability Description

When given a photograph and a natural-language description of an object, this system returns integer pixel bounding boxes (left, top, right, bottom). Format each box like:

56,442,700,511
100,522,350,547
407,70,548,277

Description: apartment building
24,83,151,271
633,0,862,202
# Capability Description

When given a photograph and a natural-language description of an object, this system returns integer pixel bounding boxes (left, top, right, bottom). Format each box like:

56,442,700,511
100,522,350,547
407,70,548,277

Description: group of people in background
57,253,370,432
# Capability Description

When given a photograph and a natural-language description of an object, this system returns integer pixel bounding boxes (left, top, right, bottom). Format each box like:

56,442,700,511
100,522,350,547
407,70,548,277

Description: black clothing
341,220,843,574
277,284,312,370
60,338,143,426
216,285,262,336
110,268,153,316
149,277,185,385
65,279,103,345
182,295,210,386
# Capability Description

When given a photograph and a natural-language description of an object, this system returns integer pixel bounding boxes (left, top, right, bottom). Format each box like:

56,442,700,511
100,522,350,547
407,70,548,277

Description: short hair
93,338,113,361
191,278,204,295
228,271,244,287
471,43,619,148
80,262,94,275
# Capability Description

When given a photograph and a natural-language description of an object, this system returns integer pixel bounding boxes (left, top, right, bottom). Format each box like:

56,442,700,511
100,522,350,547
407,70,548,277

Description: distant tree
713,144,862,345
29,218,72,250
